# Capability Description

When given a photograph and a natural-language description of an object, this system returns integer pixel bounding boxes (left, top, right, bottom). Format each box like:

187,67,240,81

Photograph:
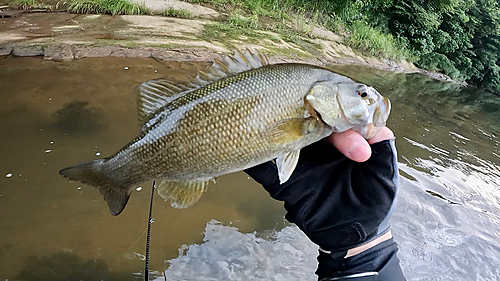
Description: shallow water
0,57,499,280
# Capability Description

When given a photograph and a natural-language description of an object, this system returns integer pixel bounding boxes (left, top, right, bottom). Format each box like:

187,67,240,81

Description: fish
59,50,391,216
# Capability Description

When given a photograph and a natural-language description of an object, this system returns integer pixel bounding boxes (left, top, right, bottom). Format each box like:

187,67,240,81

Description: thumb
325,129,372,162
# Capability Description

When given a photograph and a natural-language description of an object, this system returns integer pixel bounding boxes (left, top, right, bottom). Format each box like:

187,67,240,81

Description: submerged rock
12,45,44,56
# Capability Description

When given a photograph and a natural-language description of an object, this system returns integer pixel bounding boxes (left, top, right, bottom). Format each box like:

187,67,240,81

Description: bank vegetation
7,0,500,92
189,0,500,92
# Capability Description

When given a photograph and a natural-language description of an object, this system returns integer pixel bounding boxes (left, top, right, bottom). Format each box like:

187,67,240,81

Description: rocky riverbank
0,1,457,82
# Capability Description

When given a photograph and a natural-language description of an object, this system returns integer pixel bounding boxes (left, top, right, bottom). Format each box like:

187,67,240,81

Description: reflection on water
52,101,104,134
0,57,499,280
164,220,317,281
16,251,139,281
0,56,285,280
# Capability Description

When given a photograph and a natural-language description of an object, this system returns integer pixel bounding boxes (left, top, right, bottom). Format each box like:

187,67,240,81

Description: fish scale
111,65,322,178
60,50,390,215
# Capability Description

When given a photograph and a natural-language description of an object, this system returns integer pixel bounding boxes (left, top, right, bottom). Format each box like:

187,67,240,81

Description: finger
326,129,371,162
367,127,394,145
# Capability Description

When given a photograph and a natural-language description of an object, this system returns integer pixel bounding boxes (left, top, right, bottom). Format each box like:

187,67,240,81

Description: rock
73,46,114,58
0,44,13,56
44,45,74,61
110,48,153,58
150,48,218,61
12,45,44,56
0,10,22,18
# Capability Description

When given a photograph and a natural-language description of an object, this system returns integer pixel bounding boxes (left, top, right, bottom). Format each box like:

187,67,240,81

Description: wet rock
73,46,114,58
12,45,44,56
44,45,74,61
110,48,153,58
0,9,22,18
0,44,13,56
151,48,217,61
382,58,406,72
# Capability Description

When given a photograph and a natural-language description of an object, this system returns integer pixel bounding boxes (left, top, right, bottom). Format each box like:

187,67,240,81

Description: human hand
244,125,398,251
326,127,394,162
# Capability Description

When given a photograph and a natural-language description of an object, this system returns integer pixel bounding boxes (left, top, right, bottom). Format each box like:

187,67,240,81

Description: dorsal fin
137,78,196,126
216,49,269,76
136,49,269,127
193,49,269,85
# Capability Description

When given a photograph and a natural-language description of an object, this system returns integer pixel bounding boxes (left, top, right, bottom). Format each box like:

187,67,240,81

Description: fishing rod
144,180,156,281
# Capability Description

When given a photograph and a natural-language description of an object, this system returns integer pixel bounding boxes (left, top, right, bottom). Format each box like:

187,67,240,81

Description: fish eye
359,92,368,98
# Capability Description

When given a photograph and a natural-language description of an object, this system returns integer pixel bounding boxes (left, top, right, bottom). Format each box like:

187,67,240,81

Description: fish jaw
305,77,391,139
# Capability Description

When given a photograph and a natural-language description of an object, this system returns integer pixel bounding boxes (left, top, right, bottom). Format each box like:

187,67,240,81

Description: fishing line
144,180,156,281
101,196,151,280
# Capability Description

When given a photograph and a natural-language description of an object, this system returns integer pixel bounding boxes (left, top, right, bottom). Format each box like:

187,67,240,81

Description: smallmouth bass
60,50,391,215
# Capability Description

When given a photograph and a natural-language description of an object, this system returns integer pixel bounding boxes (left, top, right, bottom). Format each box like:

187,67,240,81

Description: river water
0,57,499,280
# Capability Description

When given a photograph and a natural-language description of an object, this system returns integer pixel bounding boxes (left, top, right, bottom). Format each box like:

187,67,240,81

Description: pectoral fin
157,179,208,209
264,118,319,144
276,150,300,184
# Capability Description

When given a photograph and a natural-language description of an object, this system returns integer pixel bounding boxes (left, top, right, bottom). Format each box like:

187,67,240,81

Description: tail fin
59,159,131,216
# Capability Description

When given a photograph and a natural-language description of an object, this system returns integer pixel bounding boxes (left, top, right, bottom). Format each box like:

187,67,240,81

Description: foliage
190,0,500,92
67,0,150,15
188,0,414,61
157,7,193,18
228,8,259,28
11,0,52,9
347,20,413,61
363,0,500,90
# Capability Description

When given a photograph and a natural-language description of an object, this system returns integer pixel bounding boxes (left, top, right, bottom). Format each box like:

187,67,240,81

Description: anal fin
157,179,208,209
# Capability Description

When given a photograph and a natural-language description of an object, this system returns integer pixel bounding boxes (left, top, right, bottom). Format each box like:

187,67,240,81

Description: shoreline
0,11,458,83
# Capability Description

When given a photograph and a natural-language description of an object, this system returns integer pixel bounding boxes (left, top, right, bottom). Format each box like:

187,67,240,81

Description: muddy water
0,57,499,280
0,57,286,280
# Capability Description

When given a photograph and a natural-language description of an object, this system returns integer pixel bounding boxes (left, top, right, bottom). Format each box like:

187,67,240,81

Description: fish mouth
373,96,391,127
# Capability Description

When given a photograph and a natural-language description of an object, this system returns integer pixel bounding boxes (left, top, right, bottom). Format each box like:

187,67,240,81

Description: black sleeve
245,139,399,251
316,238,406,280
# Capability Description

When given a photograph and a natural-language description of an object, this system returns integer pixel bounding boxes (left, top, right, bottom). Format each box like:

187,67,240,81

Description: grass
156,7,193,18
200,6,323,58
66,0,150,15
11,0,52,9
65,0,413,62
201,9,260,41
346,21,413,61
228,9,259,28
66,0,193,19
187,0,414,62
198,5,325,60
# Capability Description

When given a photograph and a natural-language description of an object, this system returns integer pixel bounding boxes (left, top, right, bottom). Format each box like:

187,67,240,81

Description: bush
416,52,462,79
347,21,413,61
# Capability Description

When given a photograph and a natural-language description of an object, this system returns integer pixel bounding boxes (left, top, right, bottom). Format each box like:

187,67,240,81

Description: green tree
363,0,500,91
